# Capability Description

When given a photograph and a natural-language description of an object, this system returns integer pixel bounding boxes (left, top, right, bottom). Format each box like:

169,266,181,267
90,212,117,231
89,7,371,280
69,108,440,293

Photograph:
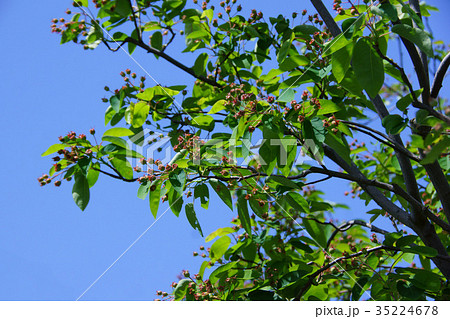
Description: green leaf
185,203,203,236
279,55,309,72
285,192,310,214
149,180,161,218
87,162,100,188
421,137,450,165
110,155,133,180
131,101,150,128
351,275,370,301
110,95,121,112
205,227,235,243
74,0,88,7
150,31,163,50
193,52,208,76
208,100,226,114
317,99,342,115
169,169,186,194
370,3,398,22
269,175,301,190
303,218,328,247
277,36,292,63
103,127,135,137
168,149,188,165
105,105,116,125
382,114,407,135
324,132,352,165
137,182,150,200
323,34,352,57
397,281,424,300
194,184,209,209
209,179,233,210
210,236,231,261
237,194,252,234
392,24,433,57
332,44,353,83
191,115,215,131
168,187,183,217
353,38,384,98
278,88,295,103
396,235,418,247
401,245,438,258
72,172,90,211
173,279,191,301
41,144,67,157
77,156,91,176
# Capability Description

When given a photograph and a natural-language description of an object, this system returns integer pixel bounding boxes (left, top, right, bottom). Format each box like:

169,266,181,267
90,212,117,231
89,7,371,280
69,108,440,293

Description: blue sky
0,0,448,300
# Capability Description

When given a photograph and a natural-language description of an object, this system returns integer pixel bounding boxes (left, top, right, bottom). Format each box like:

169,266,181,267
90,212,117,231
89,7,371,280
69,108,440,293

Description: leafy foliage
42,0,450,301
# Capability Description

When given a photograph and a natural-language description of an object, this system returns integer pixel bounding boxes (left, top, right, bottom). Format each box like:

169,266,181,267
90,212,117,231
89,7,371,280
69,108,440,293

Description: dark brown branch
310,0,341,37
92,166,137,183
342,120,420,161
431,52,450,98
294,245,398,300
322,144,413,227
128,0,142,41
325,219,390,250
123,37,223,88
411,101,450,125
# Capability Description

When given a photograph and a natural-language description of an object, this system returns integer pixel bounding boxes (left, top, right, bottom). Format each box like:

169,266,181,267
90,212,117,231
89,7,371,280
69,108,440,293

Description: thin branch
325,219,390,250
128,0,142,41
431,52,450,98
119,37,222,88
411,101,450,125
294,245,398,300
322,144,413,228
92,166,137,183
342,120,420,161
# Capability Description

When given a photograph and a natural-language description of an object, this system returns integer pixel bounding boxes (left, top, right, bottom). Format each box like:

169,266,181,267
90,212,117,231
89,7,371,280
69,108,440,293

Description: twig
431,52,450,98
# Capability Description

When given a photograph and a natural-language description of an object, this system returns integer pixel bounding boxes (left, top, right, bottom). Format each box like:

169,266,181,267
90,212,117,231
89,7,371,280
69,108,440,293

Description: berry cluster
50,17,86,37
322,114,340,133
135,158,180,184
172,131,203,153
332,0,359,16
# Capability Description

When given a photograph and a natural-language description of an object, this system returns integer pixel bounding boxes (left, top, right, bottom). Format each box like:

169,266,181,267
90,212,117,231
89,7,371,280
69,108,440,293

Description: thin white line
75,206,170,301
74,2,200,126
267,193,376,301
252,4,375,127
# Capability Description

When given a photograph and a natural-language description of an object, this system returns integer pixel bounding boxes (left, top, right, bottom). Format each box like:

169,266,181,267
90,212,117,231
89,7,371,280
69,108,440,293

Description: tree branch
341,120,420,161
123,37,223,88
431,52,450,98
325,219,390,250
